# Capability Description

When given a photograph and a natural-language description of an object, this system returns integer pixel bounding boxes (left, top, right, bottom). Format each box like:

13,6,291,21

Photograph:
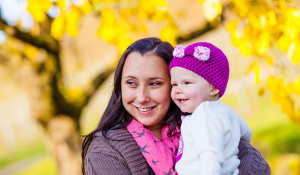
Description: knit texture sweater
84,128,270,175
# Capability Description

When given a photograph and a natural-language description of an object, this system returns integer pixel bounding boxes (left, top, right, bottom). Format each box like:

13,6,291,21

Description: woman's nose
136,86,150,103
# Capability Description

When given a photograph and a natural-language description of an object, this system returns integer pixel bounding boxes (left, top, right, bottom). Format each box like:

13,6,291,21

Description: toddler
169,42,252,175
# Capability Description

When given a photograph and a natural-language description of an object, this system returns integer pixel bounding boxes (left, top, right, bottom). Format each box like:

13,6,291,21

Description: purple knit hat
169,42,229,98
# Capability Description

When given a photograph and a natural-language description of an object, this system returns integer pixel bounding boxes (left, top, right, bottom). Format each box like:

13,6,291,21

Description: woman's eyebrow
149,77,163,80
123,76,136,79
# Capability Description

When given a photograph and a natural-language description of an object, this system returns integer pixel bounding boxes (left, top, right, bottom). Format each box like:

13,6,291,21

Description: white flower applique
173,45,186,58
194,46,210,61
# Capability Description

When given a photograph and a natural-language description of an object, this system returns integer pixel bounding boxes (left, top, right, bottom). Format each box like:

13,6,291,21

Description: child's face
170,67,212,113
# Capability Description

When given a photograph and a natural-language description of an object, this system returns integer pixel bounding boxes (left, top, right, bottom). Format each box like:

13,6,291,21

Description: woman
82,37,270,175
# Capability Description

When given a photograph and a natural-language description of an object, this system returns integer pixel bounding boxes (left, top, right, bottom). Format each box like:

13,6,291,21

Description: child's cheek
170,88,176,101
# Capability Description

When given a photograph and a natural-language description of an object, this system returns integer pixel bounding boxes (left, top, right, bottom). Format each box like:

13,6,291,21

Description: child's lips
178,99,188,104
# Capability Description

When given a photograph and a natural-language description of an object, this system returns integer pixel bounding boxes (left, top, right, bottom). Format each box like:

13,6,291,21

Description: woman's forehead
122,52,169,79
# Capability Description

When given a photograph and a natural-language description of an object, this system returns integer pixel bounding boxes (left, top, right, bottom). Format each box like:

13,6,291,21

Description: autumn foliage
22,0,300,126
226,0,300,125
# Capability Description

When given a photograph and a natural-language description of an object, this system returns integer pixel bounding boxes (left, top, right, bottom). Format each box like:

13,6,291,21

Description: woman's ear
209,84,219,96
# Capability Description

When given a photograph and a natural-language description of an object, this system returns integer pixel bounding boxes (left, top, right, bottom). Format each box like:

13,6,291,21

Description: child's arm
190,105,225,175
238,116,252,143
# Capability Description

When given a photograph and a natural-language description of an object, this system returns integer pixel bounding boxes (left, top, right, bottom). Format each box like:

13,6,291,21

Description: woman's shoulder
88,128,139,153
85,128,149,175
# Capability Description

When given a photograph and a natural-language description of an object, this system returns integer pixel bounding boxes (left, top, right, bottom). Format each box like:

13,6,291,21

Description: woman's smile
135,106,156,113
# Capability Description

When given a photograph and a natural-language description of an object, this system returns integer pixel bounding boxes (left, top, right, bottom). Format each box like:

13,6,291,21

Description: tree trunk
45,115,82,175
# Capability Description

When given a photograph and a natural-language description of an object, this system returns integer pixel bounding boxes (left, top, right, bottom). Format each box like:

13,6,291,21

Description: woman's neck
145,124,163,140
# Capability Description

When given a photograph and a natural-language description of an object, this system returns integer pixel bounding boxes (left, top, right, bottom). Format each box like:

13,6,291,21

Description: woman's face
121,52,171,129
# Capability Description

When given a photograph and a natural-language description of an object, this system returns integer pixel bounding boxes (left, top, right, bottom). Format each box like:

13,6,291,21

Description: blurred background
0,0,300,174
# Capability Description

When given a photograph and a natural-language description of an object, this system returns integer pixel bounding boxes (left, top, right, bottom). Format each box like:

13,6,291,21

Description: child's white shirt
175,99,252,175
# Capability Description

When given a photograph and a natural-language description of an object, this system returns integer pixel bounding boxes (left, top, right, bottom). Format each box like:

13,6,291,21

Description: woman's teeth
138,107,152,112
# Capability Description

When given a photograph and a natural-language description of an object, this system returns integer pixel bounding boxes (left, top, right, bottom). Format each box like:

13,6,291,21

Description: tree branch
176,2,231,43
0,18,59,55
176,20,221,43
84,66,116,106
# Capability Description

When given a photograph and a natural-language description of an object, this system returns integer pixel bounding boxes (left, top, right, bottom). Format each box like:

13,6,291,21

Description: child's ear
209,84,219,96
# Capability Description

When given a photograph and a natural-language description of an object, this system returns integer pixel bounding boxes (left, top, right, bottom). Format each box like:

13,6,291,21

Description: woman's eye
150,82,161,86
127,81,135,86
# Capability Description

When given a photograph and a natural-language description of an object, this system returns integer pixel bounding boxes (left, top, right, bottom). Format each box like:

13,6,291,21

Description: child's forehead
170,67,203,78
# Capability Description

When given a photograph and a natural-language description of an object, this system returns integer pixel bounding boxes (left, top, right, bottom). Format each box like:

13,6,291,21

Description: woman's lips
135,106,156,114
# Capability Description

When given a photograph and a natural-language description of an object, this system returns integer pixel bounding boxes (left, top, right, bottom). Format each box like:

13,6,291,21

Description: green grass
0,141,46,168
15,157,57,175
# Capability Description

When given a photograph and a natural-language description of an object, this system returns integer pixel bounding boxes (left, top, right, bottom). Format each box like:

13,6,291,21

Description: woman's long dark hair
82,37,181,173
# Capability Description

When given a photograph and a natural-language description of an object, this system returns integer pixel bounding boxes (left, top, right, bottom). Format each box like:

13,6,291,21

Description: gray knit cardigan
84,128,270,175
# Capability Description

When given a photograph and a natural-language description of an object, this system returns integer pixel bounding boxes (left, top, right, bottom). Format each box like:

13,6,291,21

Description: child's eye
185,81,191,85
171,83,177,87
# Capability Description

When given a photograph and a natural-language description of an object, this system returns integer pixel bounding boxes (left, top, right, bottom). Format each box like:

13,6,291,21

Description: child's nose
175,87,182,94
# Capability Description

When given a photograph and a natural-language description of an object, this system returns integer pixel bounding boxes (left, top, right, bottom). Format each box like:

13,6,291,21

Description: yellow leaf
139,21,148,33
267,10,277,27
153,9,167,22
57,0,66,10
24,44,39,60
101,9,116,25
120,8,134,21
230,31,242,46
97,9,119,43
259,14,267,29
203,0,222,22
118,37,133,54
66,9,80,37
287,42,295,61
254,32,270,56
265,55,273,66
286,8,300,21
248,12,261,30
160,24,178,46
291,42,300,65
239,40,252,56
231,0,249,18
66,86,84,101
97,24,118,44
226,19,238,32
281,98,294,117
138,0,155,16
41,0,53,11
27,3,47,22
253,63,260,84
267,76,277,93
278,35,291,52
51,16,65,40
80,1,93,14
293,77,300,97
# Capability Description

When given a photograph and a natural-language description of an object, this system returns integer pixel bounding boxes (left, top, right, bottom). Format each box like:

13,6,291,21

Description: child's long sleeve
239,116,252,143
191,102,225,175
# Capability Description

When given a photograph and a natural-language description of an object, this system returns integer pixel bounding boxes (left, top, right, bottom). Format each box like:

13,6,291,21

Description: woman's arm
238,140,271,175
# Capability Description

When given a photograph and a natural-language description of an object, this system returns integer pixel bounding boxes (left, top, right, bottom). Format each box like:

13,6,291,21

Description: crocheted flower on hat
173,45,186,58
194,46,210,61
